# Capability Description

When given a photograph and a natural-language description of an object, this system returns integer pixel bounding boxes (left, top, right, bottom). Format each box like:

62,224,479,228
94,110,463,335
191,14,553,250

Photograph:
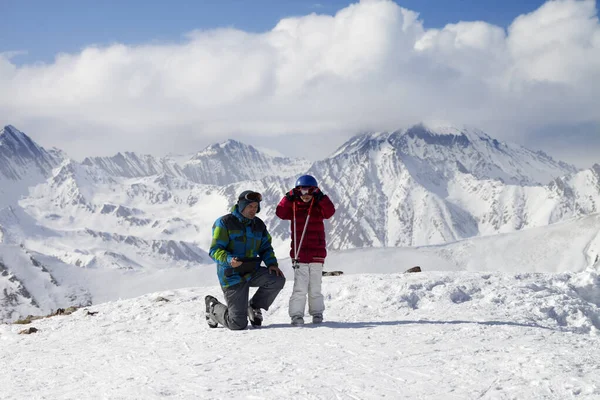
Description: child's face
300,194,313,202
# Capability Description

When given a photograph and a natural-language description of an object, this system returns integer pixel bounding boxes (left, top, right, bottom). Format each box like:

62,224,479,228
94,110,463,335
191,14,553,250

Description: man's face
241,202,259,219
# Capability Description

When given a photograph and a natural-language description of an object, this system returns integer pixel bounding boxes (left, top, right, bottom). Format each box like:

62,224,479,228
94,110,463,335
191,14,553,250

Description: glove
313,188,324,202
285,189,297,201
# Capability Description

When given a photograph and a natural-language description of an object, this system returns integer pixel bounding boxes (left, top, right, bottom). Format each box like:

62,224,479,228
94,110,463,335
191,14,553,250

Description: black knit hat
237,190,261,214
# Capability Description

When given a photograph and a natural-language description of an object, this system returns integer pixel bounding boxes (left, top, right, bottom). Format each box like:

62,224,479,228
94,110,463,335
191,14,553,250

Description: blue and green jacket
209,205,278,288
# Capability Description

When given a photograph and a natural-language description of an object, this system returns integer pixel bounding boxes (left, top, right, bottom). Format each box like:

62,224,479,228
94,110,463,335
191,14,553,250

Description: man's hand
268,265,284,277
285,189,297,201
230,257,243,268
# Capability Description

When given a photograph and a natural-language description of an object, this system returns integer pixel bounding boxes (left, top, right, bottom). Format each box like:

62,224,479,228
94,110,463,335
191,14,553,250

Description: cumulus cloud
1,0,599,166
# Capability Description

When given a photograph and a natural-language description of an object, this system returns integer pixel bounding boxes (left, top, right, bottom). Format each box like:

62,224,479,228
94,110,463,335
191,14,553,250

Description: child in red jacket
276,175,336,325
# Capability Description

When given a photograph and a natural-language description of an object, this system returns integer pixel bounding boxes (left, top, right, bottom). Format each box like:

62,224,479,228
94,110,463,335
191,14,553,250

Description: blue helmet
295,174,318,188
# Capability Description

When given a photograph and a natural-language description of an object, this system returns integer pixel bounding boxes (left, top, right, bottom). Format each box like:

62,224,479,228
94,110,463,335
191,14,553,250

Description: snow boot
312,314,323,324
205,295,219,328
291,316,305,326
247,304,263,327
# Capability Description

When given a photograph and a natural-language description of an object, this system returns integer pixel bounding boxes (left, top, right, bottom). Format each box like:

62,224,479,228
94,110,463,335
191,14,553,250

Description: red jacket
276,194,336,263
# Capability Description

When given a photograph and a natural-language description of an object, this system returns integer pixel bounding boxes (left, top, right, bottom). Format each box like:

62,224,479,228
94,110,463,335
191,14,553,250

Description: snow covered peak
329,131,395,157
37,159,117,210
219,139,236,149
332,124,577,186
403,124,473,145
0,125,60,180
183,140,311,185
0,125,35,150
0,125,64,208
82,152,185,179
305,123,586,248
400,124,577,185
191,139,258,160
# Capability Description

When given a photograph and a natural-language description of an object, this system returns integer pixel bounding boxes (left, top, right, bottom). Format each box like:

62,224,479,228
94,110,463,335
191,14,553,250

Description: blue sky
3,0,547,64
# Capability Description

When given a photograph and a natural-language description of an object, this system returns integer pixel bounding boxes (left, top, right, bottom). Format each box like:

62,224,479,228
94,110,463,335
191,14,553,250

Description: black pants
212,268,286,330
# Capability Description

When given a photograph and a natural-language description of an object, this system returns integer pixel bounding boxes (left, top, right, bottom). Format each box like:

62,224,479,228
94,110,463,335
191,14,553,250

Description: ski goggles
242,191,262,202
296,186,316,195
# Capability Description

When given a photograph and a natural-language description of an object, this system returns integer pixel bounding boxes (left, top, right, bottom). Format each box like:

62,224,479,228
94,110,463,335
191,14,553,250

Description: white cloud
1,0,599,164
507,0,600,86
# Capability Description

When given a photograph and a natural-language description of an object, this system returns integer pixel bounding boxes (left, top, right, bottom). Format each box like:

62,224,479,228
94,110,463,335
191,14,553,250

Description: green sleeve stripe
209,223,231,263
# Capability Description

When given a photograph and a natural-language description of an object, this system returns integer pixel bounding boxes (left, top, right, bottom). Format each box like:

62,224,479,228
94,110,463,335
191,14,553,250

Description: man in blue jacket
205,190,285,330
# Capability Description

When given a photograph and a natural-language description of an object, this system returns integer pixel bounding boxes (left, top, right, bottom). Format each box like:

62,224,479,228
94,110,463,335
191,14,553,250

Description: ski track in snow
2,272,600,399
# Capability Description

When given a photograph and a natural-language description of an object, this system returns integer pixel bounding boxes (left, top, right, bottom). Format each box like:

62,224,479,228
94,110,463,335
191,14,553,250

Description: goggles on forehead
243,192,262,202
296,186,316,195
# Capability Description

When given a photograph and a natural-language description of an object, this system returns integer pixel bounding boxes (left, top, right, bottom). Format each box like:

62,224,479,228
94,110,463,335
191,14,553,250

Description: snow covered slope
0,244,91,321
1,269,599,399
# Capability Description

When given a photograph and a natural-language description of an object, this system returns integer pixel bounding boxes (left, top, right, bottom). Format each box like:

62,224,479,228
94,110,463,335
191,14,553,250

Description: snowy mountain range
1,123,599,322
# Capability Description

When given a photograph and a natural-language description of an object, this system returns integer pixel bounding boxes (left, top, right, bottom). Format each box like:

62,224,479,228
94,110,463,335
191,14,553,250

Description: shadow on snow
265,319,557,331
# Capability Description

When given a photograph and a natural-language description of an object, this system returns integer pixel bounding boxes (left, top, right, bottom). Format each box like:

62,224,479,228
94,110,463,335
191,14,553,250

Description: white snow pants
289,262,324,318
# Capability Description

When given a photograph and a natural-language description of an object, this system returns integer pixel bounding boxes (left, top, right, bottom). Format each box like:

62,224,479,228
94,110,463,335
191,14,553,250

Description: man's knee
272,275,286,290
227,313,249,330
